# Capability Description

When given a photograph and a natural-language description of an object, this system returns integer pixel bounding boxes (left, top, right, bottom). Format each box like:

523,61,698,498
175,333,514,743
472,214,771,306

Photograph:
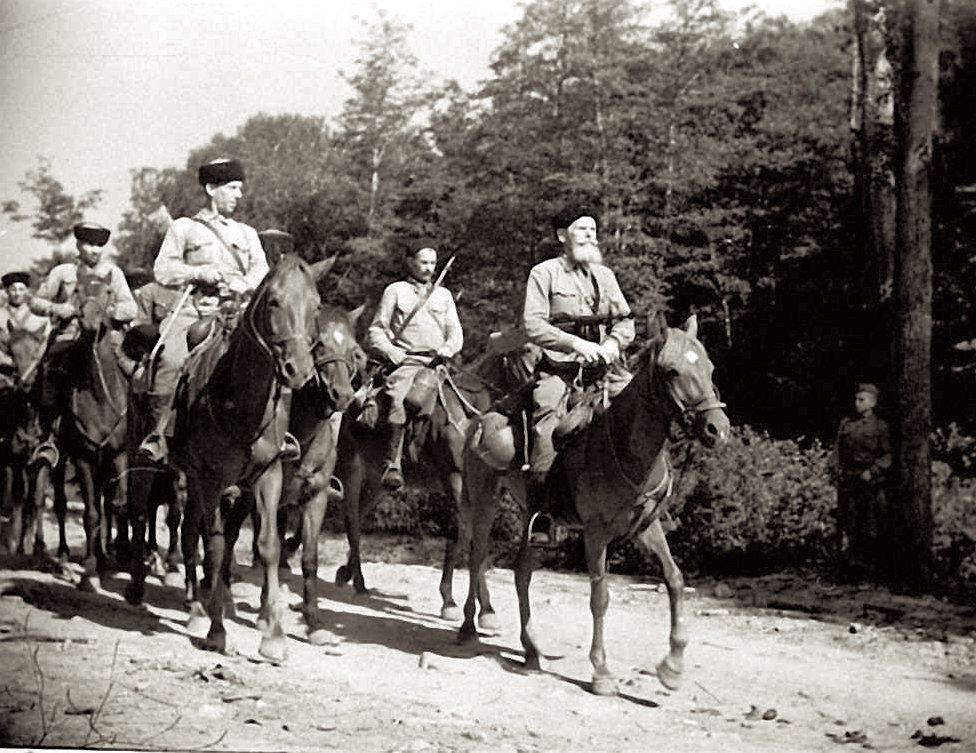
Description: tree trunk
890,0,939,587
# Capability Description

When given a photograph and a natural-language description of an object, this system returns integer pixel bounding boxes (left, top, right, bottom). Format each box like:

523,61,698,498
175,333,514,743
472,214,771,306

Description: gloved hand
194,267,223,285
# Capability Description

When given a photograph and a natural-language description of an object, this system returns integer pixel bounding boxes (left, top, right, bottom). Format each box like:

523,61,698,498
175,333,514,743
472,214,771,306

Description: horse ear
348,303,366,326
645,310,668,344
684,313,698,340
309,254,338,282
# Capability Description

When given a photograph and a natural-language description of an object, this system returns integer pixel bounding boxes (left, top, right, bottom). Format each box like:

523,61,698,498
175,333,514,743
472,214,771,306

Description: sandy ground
1,503,975,752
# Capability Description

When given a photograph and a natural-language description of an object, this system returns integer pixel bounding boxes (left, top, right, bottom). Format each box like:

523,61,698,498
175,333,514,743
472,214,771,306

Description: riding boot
139,396,173,463
380,423,406,490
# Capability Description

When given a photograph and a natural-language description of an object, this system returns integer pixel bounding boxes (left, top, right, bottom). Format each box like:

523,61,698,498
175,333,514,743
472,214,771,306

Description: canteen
404,367,440,415
470,411,516,471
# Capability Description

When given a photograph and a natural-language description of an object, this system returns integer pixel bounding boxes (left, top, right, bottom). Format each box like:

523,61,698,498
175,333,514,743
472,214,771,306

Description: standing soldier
522,206,635,481
28,223,137,466
367,239,463,488
831,383,892,575
139,158,270,461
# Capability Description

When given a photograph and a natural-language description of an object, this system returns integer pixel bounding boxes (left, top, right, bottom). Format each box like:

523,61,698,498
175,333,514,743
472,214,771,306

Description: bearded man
522,206,635,478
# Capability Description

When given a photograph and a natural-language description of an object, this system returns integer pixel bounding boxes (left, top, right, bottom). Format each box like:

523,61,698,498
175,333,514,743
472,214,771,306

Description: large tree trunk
891,0,939,586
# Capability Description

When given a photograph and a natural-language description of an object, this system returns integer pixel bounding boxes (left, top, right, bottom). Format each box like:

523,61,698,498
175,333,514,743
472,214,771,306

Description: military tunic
833,413,892,567
522,256,635,473
150,208,269,405
0,301,50,369
367,279,463,425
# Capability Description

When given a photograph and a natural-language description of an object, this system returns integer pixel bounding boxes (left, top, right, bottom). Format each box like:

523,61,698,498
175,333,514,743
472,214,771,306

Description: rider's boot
139,396,172,463
380,423,406,490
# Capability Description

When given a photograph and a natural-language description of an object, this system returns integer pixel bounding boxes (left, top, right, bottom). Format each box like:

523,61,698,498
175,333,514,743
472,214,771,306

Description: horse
1,325,48,554
328,337,529,627
34,277,134,591
456,314,730,696
165,254,328,660
121,322,189,604
226,303,365,646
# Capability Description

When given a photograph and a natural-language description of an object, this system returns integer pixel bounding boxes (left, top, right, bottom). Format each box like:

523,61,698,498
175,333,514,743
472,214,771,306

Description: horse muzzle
696,406,731,447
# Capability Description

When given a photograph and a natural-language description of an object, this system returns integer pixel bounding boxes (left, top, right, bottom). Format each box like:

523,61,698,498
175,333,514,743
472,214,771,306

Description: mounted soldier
28,223,137,467
522,206,635,484
139,158,271,462
366,238,463,489
0,271,49,371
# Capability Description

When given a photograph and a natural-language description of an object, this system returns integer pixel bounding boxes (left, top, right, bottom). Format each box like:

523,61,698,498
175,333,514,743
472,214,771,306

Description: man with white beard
522,206,635,480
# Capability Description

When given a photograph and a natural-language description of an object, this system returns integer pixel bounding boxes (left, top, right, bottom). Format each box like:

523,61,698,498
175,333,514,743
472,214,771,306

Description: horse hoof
163,570,184,589
335,565,351,587
124,581,145,606
148,554,167,580
284,535,300,555
186,602,209,635
78,575,99,593
457,624,479,647
440,605,462,622
477,612,501,635
202,629,227,654
591,673,618,697
523,655,542,673
656,658,684,691
308,627,338,647
259,635,288,664
32,541,46,557
58,549,70,564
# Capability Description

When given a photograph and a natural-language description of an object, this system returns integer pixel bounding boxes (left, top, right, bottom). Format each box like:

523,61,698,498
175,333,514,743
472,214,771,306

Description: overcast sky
0,0,840,271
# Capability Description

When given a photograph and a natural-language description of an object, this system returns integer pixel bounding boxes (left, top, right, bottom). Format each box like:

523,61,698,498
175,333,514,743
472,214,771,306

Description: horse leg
458,477,498,646
182,499,206,628
249,505,261,569
201,485,229,654
52,458,69,561
164,471,186,587
635,518,687,690
301,485,334,645
582,529,616,696
75,458,102,592
5,465,23,554
124,459,153,606
338,451,368,593
254,461,287,662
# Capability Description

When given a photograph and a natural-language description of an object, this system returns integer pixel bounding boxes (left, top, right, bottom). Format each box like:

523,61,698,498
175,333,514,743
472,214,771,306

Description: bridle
240,279,315,381
653,331,726,424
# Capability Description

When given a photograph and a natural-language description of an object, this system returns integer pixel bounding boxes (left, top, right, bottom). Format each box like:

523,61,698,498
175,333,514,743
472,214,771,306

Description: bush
931,460,976,595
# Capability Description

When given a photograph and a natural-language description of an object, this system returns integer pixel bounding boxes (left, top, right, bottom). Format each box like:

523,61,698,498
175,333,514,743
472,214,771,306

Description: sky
0,0,840,271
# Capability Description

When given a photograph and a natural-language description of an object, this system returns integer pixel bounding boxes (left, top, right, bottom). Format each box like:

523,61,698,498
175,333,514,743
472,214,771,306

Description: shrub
931,460,976,595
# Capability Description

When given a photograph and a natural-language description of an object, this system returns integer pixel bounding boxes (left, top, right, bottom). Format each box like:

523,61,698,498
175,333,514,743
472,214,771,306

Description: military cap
551,204,599,232
198,158,246,187
856,383,879,397
408,237,438,255
2,271,30,288
73,222,111,246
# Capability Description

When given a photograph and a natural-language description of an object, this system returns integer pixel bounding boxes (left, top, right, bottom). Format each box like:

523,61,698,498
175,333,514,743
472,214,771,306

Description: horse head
74,271,115,335
649,312,730,447
6,322,48,391
247,254,332,390
312,303,366,412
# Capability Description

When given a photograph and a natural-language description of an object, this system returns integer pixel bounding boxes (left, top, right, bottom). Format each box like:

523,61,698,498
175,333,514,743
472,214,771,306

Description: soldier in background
831,383,892,576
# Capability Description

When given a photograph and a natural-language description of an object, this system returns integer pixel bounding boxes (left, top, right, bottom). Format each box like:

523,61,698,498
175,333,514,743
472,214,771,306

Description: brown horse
1,325,48,554
227,303,365,645
34,279,133,591
457,314,730,695
169,255,327,660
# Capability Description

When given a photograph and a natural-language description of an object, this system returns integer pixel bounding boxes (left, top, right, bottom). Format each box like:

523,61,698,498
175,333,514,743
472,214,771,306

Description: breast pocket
550,290,581,317
183,241,215,266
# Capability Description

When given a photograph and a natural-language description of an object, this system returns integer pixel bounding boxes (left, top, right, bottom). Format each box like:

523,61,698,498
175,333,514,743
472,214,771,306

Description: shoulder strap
190,216,248,275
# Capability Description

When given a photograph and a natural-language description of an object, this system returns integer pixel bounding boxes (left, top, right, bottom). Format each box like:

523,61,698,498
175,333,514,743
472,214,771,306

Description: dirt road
1,507,975,752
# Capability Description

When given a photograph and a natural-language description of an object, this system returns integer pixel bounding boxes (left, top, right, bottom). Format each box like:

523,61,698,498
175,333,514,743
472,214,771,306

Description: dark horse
1,325,48,554
331,351,506,623
162,255,326,660
457,314,730,695
229,303,364,645
34,278,133,591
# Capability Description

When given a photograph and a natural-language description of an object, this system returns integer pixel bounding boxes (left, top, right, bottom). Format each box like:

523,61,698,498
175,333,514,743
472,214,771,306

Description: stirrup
527,511,567,549
138,433,168,463
30,440,60,469
380,462,403,490
279,432,301,462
